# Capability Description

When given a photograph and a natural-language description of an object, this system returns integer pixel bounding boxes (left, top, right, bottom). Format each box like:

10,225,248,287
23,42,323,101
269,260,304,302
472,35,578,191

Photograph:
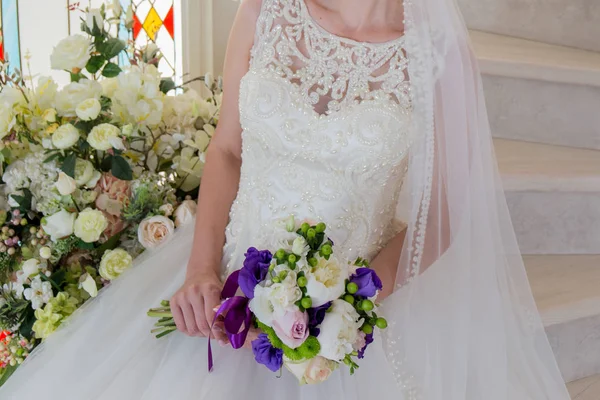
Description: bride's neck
312,0,403,34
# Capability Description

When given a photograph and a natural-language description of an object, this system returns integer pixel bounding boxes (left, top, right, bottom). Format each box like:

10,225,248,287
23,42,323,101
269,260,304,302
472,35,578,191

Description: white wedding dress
0,0,572,399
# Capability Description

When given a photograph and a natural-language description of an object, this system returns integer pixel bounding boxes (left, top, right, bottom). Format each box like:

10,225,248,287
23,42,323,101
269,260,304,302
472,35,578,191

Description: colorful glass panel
1,0,21,72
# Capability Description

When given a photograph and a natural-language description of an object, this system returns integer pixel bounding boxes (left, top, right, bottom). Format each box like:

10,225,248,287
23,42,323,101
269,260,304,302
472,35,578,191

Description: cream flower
55,80,102,117
317,299,362,362
52,123,80,149
173,147,204,192
34,76,59,111
43,209,76,242
99,248,133,281
74,158,95,186
86,8,104,32
39,247,52,260
24,276,54,310
55,172,77,196
76,98,101,121
74,208,109,243
0,107,15,139
50,34,91,71
79,273,98,297
285,356,337,385
305,255,349,307
21,259,41,278
137,215,174,249
248,285,276,327
42,108,58,124
87,123,121,151
174,200,197,227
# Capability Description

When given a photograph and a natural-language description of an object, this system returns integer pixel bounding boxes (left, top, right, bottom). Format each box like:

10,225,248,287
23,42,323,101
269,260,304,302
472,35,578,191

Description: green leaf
159,78,176,94
61,153,77,178
111,155,132,181
70,72,83,82
77,239,96,250
95,231,122,255
86,55,106,74
101,62,121,78
100,155,113,172
100,96,112,110
43,152,61,163
0,363,18,387
50,269,67,288
18,307,36,339
10,189,33,211
97,38,127,59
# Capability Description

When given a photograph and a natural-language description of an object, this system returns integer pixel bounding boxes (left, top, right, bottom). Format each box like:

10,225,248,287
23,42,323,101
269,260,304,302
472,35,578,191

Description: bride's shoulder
238,0,264,19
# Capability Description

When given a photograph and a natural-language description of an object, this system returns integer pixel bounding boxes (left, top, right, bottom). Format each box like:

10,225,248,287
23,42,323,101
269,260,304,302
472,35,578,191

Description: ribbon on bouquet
208,270,252,372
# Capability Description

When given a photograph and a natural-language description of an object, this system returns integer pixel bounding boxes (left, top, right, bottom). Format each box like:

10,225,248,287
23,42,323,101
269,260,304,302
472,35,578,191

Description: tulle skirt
0,223,403,400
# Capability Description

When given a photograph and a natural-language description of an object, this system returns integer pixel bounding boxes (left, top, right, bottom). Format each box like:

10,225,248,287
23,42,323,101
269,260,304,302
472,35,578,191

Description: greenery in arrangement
0,3,220,383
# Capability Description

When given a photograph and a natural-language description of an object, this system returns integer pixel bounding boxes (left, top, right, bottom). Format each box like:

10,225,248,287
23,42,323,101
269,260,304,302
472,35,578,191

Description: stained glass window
0,0,22,72
120,0,182,81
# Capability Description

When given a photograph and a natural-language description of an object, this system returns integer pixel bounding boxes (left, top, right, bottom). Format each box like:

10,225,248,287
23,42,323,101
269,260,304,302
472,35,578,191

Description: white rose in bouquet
87,123,121,151
317,299,363,362
305,255,349,307
51,124,80,149
99,248,133,281
74,208,108,243
174,200,197,227
76,98,102,121
50,34,91,71
101,77,119,98
33,76,59,111
285,356,337,385
0,86,27,108
269,271,303,313
42,209,76,242
137,215,175,249
55,80,102,117
74,159,95,186
0,106,15,139
21,259,41,278
42,108,58,124
55,172,77,196
249,284,276,327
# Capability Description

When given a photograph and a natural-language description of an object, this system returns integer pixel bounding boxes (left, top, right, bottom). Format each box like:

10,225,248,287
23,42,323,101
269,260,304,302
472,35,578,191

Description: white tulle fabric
0,0,571,399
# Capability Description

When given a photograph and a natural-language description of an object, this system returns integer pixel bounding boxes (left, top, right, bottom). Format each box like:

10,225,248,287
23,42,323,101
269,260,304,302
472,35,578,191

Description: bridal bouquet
149,216,388,384
0,4,220,384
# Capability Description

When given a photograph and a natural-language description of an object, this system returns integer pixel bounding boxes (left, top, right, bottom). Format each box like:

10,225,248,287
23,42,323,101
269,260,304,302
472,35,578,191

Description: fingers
181,302,200,336
204,286,222,336
170,302,186,334
192,296,211,337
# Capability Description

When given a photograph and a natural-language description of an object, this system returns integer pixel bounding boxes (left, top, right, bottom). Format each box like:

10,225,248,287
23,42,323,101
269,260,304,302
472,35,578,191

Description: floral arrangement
0,3,220,384
149,216,387,385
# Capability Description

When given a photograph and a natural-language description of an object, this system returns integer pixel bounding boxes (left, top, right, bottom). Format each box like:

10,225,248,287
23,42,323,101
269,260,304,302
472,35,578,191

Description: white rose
305,255,349,307
121,124,134,137
74,159,95,186
76,98,101,121
317,300,362,362
39,247,52,260
87,123,121,151
21,259,40,278
86,9,104,33
285,356,337,385
174,200,197,227
137,215,174,249
99,248,132,281
85,170,102,188
43,209,76,242
74,208,108,243
142,43,159,62
248,285,276,327
80,273,98,297
50,34,91,71
55,80,102,117
269,272,303,314
52,124,80,149
55,172,77,196
42,108,57,124
34,76,59,111
292,236,309,257
0,106,15,139
159,204,174,217
101,77,119,98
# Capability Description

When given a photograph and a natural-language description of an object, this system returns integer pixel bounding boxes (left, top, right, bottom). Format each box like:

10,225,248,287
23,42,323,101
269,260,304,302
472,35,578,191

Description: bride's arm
170,0,263,338
370,229,407,300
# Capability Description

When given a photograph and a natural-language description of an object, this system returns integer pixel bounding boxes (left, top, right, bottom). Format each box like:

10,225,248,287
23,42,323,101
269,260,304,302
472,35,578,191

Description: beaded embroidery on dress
223,0,415,278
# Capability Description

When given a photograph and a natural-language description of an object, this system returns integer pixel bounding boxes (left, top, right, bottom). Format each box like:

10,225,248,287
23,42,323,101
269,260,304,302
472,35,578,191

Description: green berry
300,223,310,234
272,277,281,283
315,222,326,233
288,254,297,264
297,276,308,287
344,294,355,304
346,282,358,294
361,299,374,312
301,297,312,309
375,318,388,329
362,324,373,335
275,249,286,260
308,257,318,267
321,244,332,256
307,228,316,239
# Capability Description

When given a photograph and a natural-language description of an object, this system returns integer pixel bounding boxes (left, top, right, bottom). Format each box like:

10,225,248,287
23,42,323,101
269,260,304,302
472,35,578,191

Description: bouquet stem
147,301,177,338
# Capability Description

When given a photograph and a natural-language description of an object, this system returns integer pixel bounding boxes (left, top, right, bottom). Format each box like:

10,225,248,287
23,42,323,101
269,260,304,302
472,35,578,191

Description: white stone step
472,31,600,150
496,139,600,254
527,255,600,383
458,0,600,53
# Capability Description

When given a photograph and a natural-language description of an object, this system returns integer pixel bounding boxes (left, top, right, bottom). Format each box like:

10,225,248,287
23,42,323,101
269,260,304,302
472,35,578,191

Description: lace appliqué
251,0,411,116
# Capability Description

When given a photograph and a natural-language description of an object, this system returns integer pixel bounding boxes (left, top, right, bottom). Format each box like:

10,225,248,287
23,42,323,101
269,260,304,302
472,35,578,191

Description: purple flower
307,301,331,337
358,333,374,359
252,334,283,372
349,268,383,298
238,247,272,299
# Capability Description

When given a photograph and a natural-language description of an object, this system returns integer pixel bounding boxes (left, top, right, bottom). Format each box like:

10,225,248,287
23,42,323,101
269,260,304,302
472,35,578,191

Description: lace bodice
222,0,415,275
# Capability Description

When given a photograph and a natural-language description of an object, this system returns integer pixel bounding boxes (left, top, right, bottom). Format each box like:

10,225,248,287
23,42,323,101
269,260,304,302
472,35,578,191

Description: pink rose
353,331,367,352
272,309,309,349
100,212,126,242
303,356,336,384
137,215,174,249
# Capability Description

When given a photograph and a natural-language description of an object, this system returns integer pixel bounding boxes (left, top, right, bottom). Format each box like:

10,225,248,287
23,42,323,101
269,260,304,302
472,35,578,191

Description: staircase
465,1,600,391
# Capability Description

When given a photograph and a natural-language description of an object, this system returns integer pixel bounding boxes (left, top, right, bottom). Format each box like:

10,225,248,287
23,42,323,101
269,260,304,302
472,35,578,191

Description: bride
0,0,572,398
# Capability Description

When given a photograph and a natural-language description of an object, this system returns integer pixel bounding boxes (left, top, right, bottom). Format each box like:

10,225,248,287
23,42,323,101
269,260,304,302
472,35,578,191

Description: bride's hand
215,325,261,350
170,271,223,338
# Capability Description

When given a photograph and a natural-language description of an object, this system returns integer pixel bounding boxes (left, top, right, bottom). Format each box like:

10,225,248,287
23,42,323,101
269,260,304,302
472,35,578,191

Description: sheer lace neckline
298,0,406,47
